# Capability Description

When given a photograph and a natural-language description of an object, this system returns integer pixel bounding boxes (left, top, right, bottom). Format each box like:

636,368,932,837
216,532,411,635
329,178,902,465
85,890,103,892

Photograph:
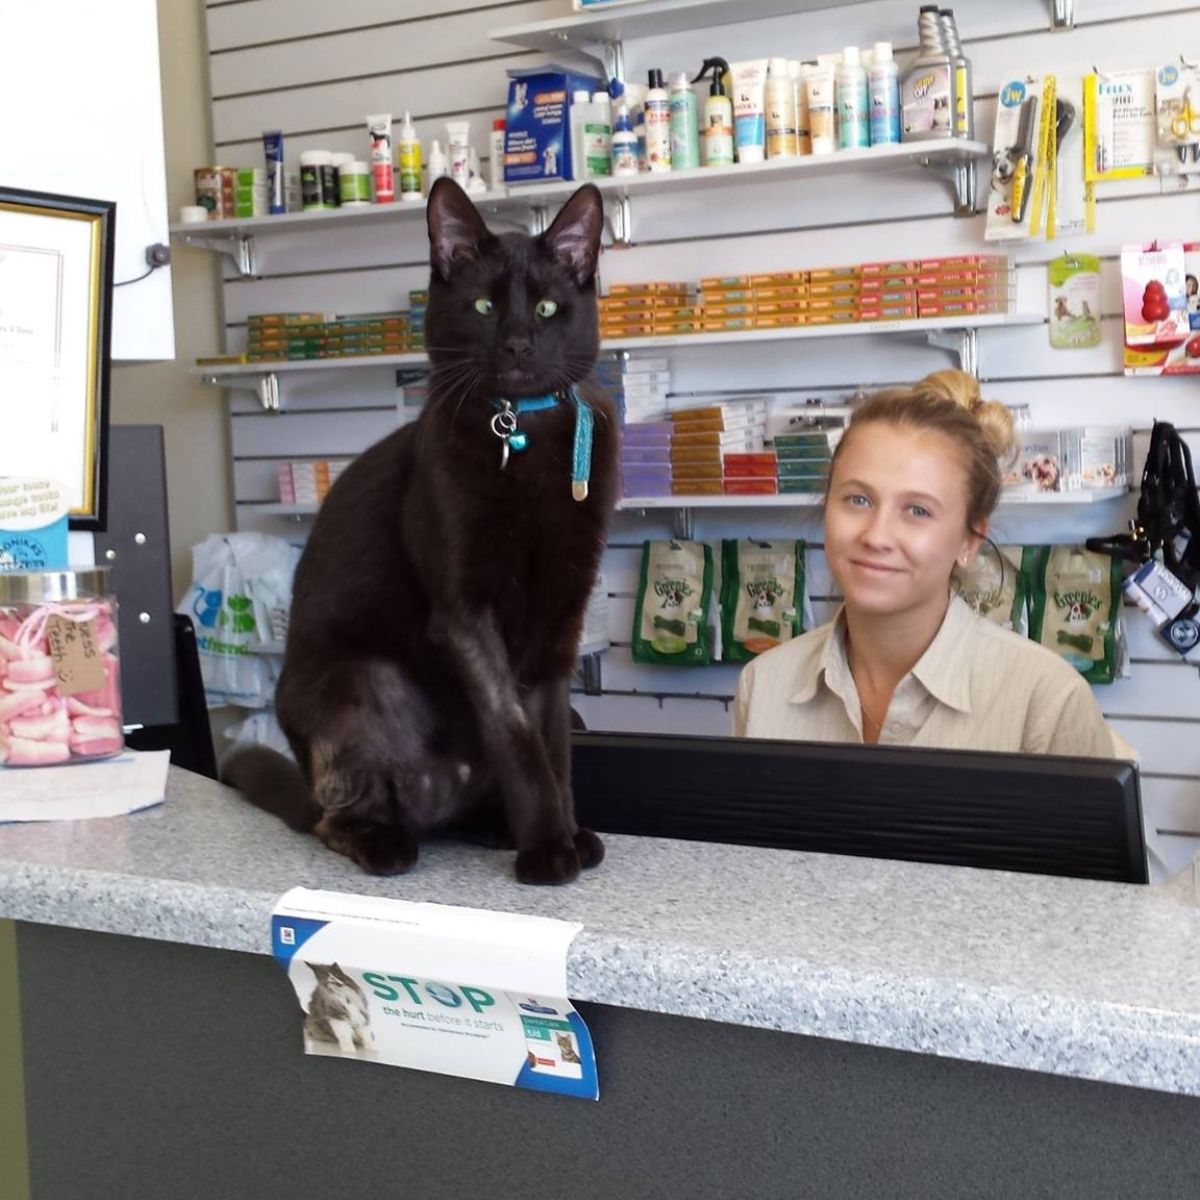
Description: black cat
223,179,617,886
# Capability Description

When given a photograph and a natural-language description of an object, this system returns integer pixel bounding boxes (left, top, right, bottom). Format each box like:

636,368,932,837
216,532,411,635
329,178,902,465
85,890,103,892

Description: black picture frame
0,185,115,531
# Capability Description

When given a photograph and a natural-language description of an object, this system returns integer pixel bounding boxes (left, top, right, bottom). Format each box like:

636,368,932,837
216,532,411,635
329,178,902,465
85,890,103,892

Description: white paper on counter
272,887,598,1100
0,749,169,822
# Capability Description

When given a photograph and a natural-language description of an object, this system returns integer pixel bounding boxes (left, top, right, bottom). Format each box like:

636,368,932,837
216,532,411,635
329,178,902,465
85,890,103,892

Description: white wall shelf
618,488,1129,511
198,313,1044,404
172,144,993,274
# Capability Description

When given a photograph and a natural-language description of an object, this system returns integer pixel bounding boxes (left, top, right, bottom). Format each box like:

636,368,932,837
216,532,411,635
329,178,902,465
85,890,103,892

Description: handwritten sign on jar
46,614,105,696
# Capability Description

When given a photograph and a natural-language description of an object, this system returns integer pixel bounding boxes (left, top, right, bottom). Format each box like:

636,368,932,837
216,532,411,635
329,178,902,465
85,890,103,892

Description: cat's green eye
474,298,494,315
536,299,559,319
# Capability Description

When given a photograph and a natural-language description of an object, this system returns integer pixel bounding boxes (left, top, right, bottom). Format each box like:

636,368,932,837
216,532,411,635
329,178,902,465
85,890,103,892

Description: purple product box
621,420,674,440
621,477,674,498
621,446,673,466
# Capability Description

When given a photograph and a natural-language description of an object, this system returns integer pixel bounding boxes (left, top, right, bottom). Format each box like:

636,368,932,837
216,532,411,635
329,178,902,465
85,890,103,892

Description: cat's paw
574,828,605,870
515,841,581,885
348,826,419,876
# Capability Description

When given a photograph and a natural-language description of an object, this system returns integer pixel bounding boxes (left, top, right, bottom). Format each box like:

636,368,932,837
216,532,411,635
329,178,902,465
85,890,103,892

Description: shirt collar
787,595,974,715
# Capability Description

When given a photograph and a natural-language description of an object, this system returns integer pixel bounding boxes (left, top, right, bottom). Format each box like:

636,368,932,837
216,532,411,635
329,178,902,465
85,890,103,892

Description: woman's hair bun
919,368,1016,464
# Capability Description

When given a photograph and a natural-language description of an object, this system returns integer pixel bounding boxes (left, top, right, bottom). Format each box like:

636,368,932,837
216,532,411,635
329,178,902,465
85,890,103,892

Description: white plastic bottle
611,106,639,176
868,42,901,146
569,89,592,180
489,118,506,191
426,139,448,185
644,68,672,173
836,46,870,149
588,91,613,177
765,57,798,159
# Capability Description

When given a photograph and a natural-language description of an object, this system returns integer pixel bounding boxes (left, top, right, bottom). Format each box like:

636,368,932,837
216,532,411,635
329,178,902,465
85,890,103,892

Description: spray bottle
938,8,974,139
901,5,955,142
692,58,734,168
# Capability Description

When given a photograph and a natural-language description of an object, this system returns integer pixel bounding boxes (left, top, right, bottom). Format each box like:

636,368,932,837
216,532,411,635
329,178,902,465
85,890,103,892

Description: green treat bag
951,543,1028,633
720,539,806,663
632,539,714,665
1023,545,1121,683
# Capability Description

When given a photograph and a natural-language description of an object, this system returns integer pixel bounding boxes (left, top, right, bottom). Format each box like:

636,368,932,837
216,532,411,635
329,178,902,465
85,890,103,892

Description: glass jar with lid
0,568,123,766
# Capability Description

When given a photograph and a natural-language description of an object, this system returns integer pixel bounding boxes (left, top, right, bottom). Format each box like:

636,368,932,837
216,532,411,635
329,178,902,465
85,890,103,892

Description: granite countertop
0,767,1198,1097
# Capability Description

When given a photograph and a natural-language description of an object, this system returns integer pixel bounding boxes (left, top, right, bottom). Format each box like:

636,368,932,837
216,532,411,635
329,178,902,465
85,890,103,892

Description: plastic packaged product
338,160,371,206
694,57,734,167
263,131,286,214
645,69,672,172
0,569,123,766
868,42,901,146
806,62,836,153
731,59,768,163
489,119,506,191
669,73,700,170
902,5,955,141
765,57,798,159
791,60,812,154
397,112,423,201
366,116,394,203
951,543,1028,632
611,107,639,176
1023,546,1121,683
446,120,471,186
837,47,870,149
720,539,806,661
632,540,714,664
299,150,336,210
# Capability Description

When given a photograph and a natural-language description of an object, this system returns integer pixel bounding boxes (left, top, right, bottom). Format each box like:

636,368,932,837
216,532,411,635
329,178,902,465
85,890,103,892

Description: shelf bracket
926,328,980,377
528,204,551,236
602,40,625,84
1050,0,1075,29
202,370,280,412
608,194,634,246
672,506,695,541
919,155,978,216
579,651,604,696
176,231,258,277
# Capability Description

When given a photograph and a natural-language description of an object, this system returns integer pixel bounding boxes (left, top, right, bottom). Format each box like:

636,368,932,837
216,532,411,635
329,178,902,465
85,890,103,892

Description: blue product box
504,64,603,183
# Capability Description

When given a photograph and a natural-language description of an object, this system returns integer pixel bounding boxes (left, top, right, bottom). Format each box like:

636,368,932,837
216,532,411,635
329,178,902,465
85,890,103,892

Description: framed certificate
0,187,114,529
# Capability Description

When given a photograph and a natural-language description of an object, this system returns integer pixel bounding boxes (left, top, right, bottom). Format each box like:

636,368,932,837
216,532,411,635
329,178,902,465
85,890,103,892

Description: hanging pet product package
720,539,806,662
632,539,714,665
1024,546,1122,683
951,544,1029,633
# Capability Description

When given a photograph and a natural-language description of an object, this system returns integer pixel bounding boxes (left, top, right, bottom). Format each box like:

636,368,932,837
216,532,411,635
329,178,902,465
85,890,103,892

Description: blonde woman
733,372,1114,756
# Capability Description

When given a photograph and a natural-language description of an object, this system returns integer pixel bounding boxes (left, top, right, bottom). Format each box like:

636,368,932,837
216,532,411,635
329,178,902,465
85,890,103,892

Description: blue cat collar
490,390,594,502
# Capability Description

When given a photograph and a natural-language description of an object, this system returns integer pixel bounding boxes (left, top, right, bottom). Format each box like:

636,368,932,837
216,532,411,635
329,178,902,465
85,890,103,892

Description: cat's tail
220,744,320,833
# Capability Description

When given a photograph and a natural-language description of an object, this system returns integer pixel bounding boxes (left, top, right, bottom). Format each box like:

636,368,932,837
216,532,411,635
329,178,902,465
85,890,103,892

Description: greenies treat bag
632,540,714,665
951,543,1028,633
720,539,806,662
1023,545,1121,683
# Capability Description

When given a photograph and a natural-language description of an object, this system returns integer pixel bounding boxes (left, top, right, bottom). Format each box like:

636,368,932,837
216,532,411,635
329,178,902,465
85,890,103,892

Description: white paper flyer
271,887,598,1100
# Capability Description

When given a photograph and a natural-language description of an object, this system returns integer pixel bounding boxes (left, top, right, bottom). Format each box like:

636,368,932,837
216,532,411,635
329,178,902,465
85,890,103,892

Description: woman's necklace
859,696,887,736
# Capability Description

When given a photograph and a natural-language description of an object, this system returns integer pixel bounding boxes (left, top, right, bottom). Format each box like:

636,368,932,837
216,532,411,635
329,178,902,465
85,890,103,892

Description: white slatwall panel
205,0,1200,878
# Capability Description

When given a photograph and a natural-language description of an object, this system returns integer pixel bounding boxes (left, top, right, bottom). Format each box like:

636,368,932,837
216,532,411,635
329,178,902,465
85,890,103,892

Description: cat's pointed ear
540,184,604,287
427,178,494,281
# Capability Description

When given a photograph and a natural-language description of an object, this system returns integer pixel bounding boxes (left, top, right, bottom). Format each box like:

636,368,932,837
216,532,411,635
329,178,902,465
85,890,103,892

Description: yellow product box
248,312,330,327
701,288,755,304
860,260,921,277
807,310,860,326
654,321,705,335
700,275,751,290
701,303,756,317
701,318,756,332
807,295,860,313
671,447,727,467
809,280,862,298
608,282,691,298
671,479,726,496
754,300,808,315
752,284,808,301
655,305,703,320
808,266,861,283
195,354,247,366
750,271,808,286
754,315,808,328
600,296,657,312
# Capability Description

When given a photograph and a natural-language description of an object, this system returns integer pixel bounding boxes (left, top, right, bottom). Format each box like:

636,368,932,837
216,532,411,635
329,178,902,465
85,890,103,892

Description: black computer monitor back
571,732,1147,884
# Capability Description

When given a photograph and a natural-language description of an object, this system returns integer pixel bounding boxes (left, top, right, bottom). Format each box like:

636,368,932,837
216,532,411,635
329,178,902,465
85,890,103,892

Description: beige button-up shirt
732,595,1116,758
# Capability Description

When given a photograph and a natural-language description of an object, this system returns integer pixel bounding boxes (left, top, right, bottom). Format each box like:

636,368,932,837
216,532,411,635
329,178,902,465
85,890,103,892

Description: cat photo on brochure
223,179,618,885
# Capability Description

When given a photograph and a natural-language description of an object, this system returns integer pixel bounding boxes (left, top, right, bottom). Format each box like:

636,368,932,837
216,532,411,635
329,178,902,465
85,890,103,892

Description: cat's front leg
327,1018,357,1054
523,678,604,871
434,610,581,884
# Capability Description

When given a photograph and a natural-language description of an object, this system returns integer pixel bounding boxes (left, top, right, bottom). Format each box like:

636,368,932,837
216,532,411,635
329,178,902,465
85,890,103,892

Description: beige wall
0,5,222,1196
112,0,230,602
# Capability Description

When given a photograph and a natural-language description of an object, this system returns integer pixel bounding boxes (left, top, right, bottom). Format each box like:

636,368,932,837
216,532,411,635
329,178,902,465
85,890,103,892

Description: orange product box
917,286,1008,304
917,299,1006,318
672,462,726,481
754,299,808,314
656,304,703,318
701,303,756,318
601,296,657,313
724,478,780,495
860,275,918,292
601,325,655,340
914,270,1010,290
700,275,751,290
807,311,860,326
751,271,808,286
755,315,808,328
918,255,1007,273
672,479,726,496
607,281,691,296
807,295,860,313
753,284,809,300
